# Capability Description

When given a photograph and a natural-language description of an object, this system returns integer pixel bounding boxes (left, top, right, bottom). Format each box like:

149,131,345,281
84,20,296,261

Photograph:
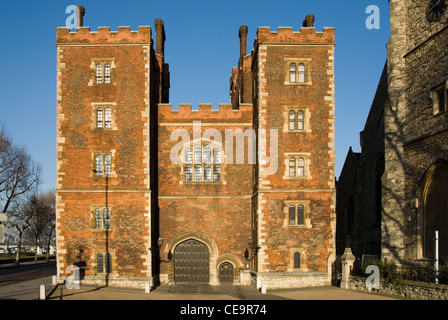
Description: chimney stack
155,19,166,59
77,6,85,28
239,25,248,59
302,14,315,27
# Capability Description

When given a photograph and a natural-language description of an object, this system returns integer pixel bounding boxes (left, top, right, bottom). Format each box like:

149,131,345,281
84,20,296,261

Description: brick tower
56,15,168,287
56,9,335,289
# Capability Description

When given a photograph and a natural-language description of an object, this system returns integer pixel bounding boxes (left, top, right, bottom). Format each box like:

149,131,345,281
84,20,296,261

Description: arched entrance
421,163,448,260
219,262,234,284
174,239,210,284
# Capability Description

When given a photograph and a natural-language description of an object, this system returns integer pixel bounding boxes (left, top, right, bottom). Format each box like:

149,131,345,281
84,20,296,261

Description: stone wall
348,275,448,300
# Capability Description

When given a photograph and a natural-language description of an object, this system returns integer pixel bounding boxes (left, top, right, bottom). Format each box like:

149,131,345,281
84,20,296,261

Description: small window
105,253,112,273
214,148,222,164
297,110,304,130
104,108,112,128
289,111,296,131
185,165,193,182
104,64,111,84
297,158,305,177
95,208,102,229
96,108,104,128
194,165,202,182
298,63,305,83
194,145,202,164
204,165,212,182
95,154,112,176
103,208,111,229
297,205,305,225
185,148,193,164
432,84,447,114
293,252,301,269
97,253,104,273
286,202,309,227
97,253,112,273
96,155,103,175
437,86,446,113
289,205,296,225
96,64,103,84
289,63,297,83
204,145,212,164
104,155,111,175
213,165,221,182
289,158,296,177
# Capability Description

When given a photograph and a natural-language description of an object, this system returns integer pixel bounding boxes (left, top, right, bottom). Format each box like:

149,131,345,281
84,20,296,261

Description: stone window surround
92,250,116,276
90,150,117,179
283,153,311,180
91,205,113,231
284,58,312,85
283,106,311,133
283,200,312,228
430,80,448,115
179,138,226,185
91,102,118,131
89,58,116,86
288,248,308,272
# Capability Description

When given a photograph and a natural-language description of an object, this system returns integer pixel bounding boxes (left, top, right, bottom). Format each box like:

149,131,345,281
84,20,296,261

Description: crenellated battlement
255,26,335,45
56,26,152,44
158,103,253,124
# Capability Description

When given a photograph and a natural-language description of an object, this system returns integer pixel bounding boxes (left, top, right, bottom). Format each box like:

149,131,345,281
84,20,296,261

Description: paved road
0,261,56,300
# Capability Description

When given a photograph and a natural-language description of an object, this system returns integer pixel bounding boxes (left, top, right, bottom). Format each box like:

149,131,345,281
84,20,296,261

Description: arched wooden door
174,239,210,284
219,262,234,284
423,165,448,259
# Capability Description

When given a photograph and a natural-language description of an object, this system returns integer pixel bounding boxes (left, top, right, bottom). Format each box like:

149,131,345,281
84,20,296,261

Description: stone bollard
39,284,46,300
340,246,355,290
261,283,267,294
145,283,151,293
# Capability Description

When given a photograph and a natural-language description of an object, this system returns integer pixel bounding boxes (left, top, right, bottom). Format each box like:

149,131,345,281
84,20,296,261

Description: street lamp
244,236,260,261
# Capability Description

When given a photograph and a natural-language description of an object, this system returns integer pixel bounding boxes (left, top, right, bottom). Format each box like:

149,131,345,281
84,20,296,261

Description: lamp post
244,236,260,262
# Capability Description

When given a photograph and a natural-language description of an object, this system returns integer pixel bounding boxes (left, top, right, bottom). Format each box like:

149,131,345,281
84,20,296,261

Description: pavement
46,283,400,301
0,260,401,301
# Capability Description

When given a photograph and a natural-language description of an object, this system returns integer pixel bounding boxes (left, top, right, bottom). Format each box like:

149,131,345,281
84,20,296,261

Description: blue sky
0,0,390,192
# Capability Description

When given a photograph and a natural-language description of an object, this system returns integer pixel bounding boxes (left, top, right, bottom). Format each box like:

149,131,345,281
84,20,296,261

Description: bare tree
6,196,35,266
24,191,56,262
0,126,41,215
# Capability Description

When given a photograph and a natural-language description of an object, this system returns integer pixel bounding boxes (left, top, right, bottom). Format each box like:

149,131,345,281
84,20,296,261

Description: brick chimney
303,14,315,27
239,25,248,59
155,19,166,59
77,6,85,28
